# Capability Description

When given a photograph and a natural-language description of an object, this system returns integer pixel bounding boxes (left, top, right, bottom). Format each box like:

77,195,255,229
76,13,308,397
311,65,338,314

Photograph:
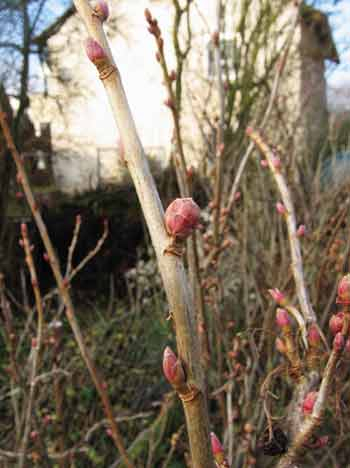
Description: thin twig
72,2,213,465
222,1,301,234
246,129,316,331
0,107,134,468
18,223,44,468
65,214,82,277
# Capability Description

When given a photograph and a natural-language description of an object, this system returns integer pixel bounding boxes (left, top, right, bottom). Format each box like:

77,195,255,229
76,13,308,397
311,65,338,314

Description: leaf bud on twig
164,198,200,241
92,0,109,22
329,312,344,336
210,432,229,467
268,288,287,306
276,202,287,215
276,308,291,329
272,156,282,170
307,324,321,347
336,274,350,305
296,224,306,237
333,332,344,352
162,346,186,386
85,38,107,64
212,31,219,47
302,391,317,416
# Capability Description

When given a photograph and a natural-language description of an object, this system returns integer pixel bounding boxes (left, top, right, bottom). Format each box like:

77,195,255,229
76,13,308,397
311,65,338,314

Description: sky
317,0,350,87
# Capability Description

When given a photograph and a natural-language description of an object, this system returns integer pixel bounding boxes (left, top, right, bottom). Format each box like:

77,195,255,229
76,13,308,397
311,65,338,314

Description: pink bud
43,252,50,262
210,432,223,455
162,346,185,386
302,391,317,415
276,202,287,215
329,312,344,335
16,191,24,199
30,431,38,440
296,224,306,237
164,198,200,240
337,274,350,304
85,38,106,63
276,308,291,328
275,337,287,354
169,70,177,82
333,332,344,352
268,288,286,306
212,31,219,46
217,143,225,155
92,0,109,22
315,435,329,448
260,159,268,168
345,338,350,354
164,97,174,109
210,432,228,466
272,157,282,170
186,166,194,179
234,191,241,201
43,414,52,425
106,428,113,437
307,324,320,346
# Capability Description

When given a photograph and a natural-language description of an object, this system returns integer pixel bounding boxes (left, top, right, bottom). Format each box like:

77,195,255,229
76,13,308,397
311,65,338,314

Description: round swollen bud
276,308,291,329
164,198,200,240
30,431,39,440
162,346,185,386
315,435,329,448
164,97,174,109
92,0,109,22
329,312,344,336
333,332,344,352
272,157,281,170
85,38,107,64
268,288,287,306
276,202,287,215
307,324,321,347
337,274,350,304
296,224,306,237
43,414,52,425
260,159,268,168
302,391,317,416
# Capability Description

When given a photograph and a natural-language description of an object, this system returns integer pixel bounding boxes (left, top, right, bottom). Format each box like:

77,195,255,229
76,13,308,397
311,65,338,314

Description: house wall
29,1,336,193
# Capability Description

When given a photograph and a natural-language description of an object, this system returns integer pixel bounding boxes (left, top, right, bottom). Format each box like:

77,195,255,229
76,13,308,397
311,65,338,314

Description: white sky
322,0,350,87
